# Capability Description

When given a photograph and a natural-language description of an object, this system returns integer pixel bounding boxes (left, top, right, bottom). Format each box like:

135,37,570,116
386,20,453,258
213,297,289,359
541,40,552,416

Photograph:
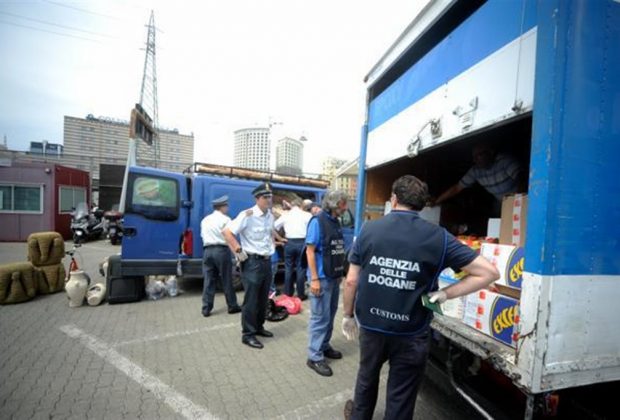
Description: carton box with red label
500,194,528,247
462,289,519,348
480,243,525,291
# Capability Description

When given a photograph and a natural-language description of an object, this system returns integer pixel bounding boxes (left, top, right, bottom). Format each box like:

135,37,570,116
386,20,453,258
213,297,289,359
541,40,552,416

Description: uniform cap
211,195,229,206
252,182,273,198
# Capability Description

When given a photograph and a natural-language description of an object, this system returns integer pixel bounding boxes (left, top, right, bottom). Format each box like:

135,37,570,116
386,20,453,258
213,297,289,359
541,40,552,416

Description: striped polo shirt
458,153,522,200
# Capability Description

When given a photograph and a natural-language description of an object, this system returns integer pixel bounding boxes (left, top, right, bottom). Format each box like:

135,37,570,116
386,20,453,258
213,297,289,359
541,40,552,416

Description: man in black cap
223,182,285,349
200,195,241,317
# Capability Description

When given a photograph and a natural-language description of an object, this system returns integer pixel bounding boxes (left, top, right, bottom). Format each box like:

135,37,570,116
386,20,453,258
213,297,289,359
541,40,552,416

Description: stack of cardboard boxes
438,194,527,349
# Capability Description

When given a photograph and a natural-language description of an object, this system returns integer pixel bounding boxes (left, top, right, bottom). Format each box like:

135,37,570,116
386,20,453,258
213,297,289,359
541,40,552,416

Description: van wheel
232,274,243,291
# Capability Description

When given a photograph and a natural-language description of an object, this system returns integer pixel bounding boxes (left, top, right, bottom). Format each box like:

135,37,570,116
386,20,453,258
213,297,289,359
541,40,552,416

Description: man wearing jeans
305,190,349,377
342,175,499,419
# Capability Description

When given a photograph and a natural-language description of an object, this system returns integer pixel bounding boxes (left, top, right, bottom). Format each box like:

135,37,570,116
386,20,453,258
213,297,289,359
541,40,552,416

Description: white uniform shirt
274,206,312,239
226,205,275,256
200,210,231,246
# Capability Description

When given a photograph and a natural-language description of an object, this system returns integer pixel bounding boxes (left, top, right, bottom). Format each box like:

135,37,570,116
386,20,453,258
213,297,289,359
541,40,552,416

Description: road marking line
272,388,352,420
113,322,238,347
273,374,387,419
60,324,218,420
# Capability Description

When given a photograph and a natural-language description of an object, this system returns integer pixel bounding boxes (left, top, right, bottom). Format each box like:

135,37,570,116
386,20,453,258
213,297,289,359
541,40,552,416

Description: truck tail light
182,229,193,256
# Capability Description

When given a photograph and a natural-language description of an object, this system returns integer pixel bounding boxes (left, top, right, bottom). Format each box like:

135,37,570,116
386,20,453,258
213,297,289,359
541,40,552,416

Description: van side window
127,174,179,220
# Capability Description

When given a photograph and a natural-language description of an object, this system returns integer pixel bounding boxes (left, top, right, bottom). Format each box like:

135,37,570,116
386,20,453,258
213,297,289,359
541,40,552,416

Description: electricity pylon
138,10,159,166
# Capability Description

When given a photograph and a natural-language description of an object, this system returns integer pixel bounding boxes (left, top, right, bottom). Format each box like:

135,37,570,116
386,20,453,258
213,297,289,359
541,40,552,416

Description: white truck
354,0,620,418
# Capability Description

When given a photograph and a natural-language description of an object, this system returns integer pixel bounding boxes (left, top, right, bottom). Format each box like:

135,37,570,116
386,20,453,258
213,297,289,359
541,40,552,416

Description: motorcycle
70,202,104,243
103,204,123,245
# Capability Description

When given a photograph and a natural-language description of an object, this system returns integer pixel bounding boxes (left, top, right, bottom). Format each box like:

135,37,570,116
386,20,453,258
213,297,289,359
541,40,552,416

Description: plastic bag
145,278,166,300
275,295,302,315
266,299,289,322
164,275,179,297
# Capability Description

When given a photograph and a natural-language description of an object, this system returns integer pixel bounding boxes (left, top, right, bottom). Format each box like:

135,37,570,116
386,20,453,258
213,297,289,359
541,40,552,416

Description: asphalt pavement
0,240,482,419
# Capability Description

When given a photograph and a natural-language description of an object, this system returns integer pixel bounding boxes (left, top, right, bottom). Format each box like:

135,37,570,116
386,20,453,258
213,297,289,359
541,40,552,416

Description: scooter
70,202,104,243
103,204,123,245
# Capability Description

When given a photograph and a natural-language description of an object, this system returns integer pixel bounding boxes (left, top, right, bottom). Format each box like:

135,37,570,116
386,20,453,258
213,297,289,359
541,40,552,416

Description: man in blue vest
306,189,349,377
342,175,499,419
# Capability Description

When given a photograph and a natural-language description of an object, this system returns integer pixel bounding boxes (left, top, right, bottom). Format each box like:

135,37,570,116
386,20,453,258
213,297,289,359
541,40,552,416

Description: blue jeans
284,239,306,297
307,277,340,361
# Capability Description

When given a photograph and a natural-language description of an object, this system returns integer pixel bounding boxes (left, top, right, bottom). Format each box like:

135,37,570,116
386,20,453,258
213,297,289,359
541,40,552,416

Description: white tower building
275,137,304,175
233,127,270,171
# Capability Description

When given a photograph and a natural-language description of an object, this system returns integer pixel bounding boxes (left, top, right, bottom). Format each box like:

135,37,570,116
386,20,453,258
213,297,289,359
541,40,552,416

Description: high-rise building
233,127,270,171
62,114,194,205
275,136,304,175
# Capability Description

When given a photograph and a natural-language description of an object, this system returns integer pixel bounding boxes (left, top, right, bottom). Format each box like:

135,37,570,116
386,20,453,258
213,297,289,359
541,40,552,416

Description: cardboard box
487,218,501,238
462,289,519,348
438,278,465,319
480,243,525,290
500,194,528,247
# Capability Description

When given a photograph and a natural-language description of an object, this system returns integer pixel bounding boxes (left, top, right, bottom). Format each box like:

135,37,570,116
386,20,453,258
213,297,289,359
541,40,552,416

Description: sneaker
344,399,354,420
324,348,343,359
307,359,333,377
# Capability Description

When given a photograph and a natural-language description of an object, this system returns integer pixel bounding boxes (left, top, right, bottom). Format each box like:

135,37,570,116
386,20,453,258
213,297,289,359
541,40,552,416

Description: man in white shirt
274,198,312,299
223,182,284,349
200,195,241,317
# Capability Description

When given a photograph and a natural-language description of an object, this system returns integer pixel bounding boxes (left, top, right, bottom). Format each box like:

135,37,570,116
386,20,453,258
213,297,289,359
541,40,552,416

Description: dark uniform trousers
352,328,430,420
240,256,272,337
202,245,238,313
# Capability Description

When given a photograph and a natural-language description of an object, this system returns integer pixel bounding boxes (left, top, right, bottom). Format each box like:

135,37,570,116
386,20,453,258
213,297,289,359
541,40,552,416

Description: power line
0,10,120,39
0,19,101,42
43,0,127,22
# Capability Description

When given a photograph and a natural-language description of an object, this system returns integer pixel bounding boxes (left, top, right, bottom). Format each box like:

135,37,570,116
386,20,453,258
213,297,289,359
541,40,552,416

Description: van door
121,166,189,260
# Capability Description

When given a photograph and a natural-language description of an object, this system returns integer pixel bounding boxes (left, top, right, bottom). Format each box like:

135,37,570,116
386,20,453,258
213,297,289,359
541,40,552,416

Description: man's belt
204,244,228,249
246,253,271,260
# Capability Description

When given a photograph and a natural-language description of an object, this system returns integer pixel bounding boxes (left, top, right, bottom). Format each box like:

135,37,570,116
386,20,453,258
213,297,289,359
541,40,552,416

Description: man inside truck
432,143,525,215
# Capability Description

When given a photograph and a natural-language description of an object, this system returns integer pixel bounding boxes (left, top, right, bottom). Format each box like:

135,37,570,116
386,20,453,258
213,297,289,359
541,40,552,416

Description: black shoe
242,336,263,349
324,348,343,359
202,310,211,317
344,399,354,420
307,359,333,377
228,306,242,314
298,295,308,301
256,329,273,338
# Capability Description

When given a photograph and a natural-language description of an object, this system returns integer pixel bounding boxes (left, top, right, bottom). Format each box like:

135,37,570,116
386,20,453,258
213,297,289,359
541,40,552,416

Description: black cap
252,182,273,198
211,195,229,207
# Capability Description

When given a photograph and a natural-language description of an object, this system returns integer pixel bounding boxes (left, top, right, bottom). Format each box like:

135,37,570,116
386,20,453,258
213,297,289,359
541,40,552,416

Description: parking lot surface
0,240,481,419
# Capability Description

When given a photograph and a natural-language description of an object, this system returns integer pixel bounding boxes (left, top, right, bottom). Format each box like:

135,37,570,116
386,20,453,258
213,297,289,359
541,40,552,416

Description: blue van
109,162,353,289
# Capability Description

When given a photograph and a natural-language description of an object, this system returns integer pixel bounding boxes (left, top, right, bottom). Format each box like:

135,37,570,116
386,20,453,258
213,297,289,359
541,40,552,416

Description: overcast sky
0,0,426,173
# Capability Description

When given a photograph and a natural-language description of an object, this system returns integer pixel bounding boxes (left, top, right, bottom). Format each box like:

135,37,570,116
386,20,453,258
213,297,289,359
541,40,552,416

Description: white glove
235,249,248,263
342,315,358,341
428,290,448,304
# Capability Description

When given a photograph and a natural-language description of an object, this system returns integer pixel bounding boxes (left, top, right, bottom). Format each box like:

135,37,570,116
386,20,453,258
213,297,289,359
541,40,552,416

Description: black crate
107,276,145,304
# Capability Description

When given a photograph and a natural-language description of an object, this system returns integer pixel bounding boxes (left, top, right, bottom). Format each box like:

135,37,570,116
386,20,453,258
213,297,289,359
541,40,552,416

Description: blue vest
355,211,447,335
316,211,345,278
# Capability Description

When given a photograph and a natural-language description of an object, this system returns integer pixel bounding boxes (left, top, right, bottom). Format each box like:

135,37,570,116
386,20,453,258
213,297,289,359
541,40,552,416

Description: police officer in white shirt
274,198,312,299
223,182,284,349
200,195,241,317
